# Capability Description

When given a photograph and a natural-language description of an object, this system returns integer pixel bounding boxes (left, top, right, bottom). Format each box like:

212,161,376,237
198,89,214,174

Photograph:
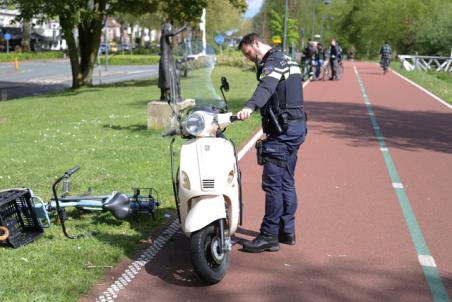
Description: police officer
237,33,307,253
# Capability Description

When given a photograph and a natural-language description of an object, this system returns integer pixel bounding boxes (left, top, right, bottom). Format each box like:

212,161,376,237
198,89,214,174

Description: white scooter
162,77,242,284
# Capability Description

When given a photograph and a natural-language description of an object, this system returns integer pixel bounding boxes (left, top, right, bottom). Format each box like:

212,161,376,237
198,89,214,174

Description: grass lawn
98,54,160,65
0,66,260,301
0,51,65,62
391,62,452,105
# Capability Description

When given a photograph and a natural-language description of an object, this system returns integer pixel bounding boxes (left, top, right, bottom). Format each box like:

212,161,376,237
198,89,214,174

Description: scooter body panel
184,195,226,234
178,137,240,236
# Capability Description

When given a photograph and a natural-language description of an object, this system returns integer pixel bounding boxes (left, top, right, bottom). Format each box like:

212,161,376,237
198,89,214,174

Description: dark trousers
260,121,306,236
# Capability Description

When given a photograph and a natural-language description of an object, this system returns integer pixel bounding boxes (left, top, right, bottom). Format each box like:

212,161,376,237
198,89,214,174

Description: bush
216,55,255,71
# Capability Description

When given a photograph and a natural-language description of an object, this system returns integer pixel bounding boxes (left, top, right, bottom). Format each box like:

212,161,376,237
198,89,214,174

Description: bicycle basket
0,189,44,248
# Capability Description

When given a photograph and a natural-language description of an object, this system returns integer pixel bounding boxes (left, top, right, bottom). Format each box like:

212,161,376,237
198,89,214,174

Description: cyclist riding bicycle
327,39,342,80
301,42,316,80
379,41,392,73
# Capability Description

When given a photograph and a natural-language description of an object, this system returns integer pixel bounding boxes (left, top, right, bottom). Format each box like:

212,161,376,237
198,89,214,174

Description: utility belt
255,139,286,167
262,107,307,135
256,111,307,168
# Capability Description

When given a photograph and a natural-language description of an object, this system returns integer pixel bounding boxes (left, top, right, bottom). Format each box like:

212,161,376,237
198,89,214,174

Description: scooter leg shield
184,196,226,233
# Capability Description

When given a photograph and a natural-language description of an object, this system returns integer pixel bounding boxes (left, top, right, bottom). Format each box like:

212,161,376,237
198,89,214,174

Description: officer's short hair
238,33,263,50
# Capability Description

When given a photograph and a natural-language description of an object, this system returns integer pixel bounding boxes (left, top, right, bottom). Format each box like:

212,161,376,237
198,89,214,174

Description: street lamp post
311,0,332,40
104,23,108,71
320,16,326,45
283,0,288,53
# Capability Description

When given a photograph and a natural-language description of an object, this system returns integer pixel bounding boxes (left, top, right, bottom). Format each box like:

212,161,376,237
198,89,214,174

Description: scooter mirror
221,76,229,92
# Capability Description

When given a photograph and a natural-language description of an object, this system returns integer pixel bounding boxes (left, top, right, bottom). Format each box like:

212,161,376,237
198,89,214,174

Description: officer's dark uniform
244,48,307,237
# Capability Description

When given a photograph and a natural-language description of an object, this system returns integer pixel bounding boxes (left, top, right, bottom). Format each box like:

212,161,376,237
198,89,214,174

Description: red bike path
85,62,452,302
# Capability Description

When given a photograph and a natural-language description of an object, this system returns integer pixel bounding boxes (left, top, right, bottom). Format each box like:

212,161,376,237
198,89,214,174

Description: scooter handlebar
65,165,80,177
161,127,180,137
230,115,240,123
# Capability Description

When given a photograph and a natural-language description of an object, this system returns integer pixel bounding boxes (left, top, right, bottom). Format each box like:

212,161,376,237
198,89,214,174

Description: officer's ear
253,39,260,49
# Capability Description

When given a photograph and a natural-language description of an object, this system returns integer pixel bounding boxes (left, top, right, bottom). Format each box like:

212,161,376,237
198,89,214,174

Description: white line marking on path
391,69,452,110
392,182,404,189
127,70,149,75
418,254,437,268
355,64,449,302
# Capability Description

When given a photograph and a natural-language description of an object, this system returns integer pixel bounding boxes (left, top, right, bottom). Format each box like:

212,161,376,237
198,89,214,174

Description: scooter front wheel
190,221,230,284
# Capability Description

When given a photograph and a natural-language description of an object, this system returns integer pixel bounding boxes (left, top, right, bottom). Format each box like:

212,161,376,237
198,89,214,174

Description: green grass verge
0,66,260,302
391,63,452,105
98,54,160,65
0,51,65,62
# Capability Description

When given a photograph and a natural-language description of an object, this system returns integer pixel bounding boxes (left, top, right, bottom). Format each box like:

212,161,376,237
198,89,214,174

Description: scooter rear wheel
190,221,230,284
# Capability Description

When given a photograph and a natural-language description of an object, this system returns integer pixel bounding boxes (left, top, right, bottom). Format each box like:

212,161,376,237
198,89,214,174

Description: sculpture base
147,99,196,129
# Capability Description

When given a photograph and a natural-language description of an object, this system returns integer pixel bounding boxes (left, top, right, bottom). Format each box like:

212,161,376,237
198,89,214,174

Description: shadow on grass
63,207,176,259
99,78,159,88
102,123,148,132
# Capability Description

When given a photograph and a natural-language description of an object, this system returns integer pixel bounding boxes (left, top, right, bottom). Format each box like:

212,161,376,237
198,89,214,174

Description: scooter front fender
184,196,226,234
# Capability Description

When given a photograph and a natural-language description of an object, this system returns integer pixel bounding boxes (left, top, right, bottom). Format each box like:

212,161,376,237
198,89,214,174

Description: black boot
278,233,296,245
242,233,279,253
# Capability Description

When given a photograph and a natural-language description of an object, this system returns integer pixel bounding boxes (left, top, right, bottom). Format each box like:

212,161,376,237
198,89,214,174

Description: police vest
256,50,304,120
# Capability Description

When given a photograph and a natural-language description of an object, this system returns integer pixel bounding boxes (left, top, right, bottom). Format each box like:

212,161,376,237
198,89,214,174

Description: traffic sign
272,36,282,44
4,33,11,41
215,34,224,45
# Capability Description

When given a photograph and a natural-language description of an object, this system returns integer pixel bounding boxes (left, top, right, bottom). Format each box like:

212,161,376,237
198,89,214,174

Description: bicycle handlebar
65,165,80,177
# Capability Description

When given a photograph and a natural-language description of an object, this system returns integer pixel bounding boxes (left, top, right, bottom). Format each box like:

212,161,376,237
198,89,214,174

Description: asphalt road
83,61,452,302
0,59,158,100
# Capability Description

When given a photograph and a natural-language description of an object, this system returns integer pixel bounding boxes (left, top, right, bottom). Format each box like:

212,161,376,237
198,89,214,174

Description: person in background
314,42,325,79
327,39,342,80
379,41,392,69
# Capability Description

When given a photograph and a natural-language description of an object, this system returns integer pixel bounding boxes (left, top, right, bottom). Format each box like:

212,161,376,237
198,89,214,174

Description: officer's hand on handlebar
237,108,253,120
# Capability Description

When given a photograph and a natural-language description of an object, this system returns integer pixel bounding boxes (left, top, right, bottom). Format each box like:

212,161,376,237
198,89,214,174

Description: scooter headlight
183,112,205,136
181,171,191,190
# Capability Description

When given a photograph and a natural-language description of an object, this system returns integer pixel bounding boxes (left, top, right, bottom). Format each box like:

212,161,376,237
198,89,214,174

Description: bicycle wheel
327,61,334,80
317,65,325,80
336,62,344,80
317,67,323,80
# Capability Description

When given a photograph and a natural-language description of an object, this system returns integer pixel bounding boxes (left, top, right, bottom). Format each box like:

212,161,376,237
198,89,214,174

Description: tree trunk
60,16,83,89
78,19,103,86
59,13,103,89
21,19,31,52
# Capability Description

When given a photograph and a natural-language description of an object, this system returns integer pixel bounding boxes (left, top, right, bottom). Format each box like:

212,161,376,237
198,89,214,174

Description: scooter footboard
184,196,226,234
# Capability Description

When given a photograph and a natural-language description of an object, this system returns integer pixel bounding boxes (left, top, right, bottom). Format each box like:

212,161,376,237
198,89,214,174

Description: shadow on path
305,100,452,154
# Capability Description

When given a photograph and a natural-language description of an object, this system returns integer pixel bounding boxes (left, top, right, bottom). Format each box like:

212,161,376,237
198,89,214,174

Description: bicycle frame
31,166,160,239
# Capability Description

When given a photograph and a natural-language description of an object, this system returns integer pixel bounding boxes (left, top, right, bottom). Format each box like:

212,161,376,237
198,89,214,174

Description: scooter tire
190,222,230,284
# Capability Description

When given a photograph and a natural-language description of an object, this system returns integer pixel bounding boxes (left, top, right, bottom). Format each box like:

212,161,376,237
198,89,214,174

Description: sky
244,0,264,19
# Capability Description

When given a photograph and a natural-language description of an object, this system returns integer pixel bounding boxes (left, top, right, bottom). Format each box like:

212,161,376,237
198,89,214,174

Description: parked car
110,42,118,53
118,43,132,52
99,43,110,54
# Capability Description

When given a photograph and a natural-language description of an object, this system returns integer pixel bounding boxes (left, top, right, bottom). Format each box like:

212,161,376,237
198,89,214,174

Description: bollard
15,57,19,71
1,89,7,101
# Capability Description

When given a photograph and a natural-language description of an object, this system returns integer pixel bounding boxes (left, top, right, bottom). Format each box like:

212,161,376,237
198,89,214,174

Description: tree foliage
269,9,299,47
11,0,246,89
249,0,452,57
